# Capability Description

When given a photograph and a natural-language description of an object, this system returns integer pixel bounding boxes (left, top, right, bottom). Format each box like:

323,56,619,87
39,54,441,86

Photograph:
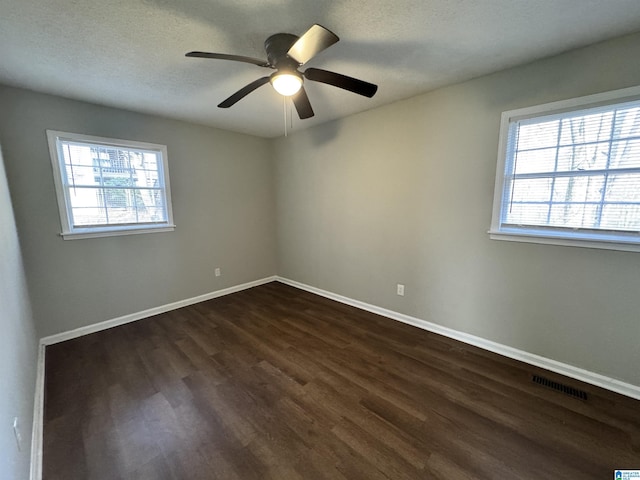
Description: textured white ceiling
2,0,640,137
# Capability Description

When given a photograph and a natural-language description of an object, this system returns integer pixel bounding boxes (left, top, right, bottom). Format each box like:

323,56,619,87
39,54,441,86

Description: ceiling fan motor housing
264,33,300,69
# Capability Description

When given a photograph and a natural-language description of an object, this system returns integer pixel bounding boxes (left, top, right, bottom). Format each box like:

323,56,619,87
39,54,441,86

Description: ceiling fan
186,24,378,119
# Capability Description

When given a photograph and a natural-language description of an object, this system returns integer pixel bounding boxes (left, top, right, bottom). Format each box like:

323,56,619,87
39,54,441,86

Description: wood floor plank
43,282,640,479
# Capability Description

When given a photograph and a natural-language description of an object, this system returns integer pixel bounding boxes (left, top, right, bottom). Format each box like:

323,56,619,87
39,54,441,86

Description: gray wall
0,86,277,338
0,146,38,480
274,32,640,387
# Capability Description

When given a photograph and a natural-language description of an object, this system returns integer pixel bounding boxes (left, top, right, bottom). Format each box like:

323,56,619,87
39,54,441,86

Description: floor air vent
532,375,588,400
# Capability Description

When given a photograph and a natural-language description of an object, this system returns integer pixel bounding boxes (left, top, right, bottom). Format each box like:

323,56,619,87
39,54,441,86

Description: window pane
559,112,613,145
140,153,159,171
71,206,108,226
609,139,640,169
63,144,93,166
505,203,549,226
514,148,557,174
552,176,605,203
67,187,104,208
600,204,640,231
134,188,165,208
138,207,167,223
556,143,609,172
510,177,552,202
604,173,640,202
102,187,132,209
548,203,599,229
517,120,559,150
64,166,101,186
133,170,159,188
107,207,139,224
612,106,640,140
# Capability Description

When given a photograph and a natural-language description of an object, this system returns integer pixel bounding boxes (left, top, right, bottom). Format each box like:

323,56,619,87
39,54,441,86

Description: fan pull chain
283,96,288,137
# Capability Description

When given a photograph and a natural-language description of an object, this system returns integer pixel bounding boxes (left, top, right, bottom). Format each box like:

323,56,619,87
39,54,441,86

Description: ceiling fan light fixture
271,72,303,96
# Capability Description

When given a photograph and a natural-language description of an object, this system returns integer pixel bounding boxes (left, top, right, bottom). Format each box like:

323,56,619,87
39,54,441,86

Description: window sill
60,225,176,240
488,229,640,253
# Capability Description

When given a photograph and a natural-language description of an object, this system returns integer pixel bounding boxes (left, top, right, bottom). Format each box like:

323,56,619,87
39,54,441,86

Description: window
490,86,640,252
47,130,175,239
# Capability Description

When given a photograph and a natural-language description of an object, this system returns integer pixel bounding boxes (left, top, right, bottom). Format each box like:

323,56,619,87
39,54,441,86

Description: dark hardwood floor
43,282,640,479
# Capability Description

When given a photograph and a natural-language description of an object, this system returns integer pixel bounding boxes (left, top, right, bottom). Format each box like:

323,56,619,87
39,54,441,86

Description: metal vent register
532,374,588,400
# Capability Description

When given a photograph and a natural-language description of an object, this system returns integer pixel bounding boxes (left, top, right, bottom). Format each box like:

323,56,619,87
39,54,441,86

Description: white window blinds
490,86,640,251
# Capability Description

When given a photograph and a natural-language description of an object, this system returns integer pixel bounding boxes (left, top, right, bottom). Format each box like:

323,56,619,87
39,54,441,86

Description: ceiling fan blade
287,24,339,65
304,68,378,98
218,76,271,108
292,87,314,119
186,51,270,68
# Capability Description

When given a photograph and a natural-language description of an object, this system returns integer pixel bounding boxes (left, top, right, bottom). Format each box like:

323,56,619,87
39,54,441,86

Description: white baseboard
29,343,45,480
276,276,640,401
40,276,277,345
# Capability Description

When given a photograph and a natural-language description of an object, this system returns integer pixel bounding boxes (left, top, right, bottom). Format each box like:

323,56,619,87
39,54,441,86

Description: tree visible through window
47,131,175,239
490,87,640,251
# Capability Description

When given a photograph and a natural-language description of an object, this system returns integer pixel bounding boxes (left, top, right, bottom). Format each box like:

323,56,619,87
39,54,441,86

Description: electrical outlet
13,417,22,451
214,268,221,277
397,284,405,296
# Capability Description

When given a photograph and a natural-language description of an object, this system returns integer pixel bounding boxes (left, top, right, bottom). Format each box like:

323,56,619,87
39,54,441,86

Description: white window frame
47,130,176,240
489,85,640,253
